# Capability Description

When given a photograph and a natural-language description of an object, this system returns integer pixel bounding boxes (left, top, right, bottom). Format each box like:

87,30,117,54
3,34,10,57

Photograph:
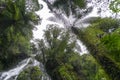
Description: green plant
17,66,42,80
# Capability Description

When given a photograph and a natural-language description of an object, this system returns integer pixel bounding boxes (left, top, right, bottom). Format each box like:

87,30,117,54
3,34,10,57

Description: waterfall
0,0,117,80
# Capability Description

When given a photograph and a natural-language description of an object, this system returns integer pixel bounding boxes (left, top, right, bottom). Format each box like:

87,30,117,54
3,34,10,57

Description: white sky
33,0,64,39
33,0,117,40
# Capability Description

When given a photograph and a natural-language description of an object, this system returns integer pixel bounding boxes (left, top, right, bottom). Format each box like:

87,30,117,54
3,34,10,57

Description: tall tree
36,25,110,80
71,18,120,80
0,0,40,69
36,25,82,80
45,0,120,79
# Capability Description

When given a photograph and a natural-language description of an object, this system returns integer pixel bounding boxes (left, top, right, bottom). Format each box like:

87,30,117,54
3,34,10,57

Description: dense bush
101,28,120,63
17,66,42,80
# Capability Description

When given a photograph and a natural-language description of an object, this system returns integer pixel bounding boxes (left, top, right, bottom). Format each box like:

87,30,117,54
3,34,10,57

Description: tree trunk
71,27,120,80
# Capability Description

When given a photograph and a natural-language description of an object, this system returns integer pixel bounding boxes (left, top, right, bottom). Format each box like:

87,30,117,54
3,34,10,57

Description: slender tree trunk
71,27,120,80
42,49,46,65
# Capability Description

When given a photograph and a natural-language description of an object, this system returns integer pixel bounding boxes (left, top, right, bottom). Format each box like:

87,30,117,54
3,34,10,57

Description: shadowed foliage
71,18,120,80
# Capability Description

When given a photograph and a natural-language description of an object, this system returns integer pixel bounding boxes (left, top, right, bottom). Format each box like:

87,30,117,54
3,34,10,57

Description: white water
0,0,117,80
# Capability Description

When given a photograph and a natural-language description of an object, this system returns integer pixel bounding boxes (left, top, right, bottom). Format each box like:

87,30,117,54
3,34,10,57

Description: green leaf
109,0,120,13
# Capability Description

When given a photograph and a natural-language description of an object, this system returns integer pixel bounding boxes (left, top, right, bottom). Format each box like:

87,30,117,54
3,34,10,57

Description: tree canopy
0,0,40,69
35,25,110,80
1,0,120,80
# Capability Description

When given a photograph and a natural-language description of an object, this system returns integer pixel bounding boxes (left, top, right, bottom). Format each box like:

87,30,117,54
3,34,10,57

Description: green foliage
109,0,120,13
91,18,120,33
83,26,104,45
17,66,42,80
73,0,86,8
72,18,120,80
90,18,120,63
35,25,110,80
53,0,68,8
81,18,120,63
53,0,86,8
51,0,86,16
57,64,79,80
80,54,110,80
101,28,120,62
95,67,110,80
36,25,80,80
36,25,76,63
69,53,110,80
0,0,40,69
